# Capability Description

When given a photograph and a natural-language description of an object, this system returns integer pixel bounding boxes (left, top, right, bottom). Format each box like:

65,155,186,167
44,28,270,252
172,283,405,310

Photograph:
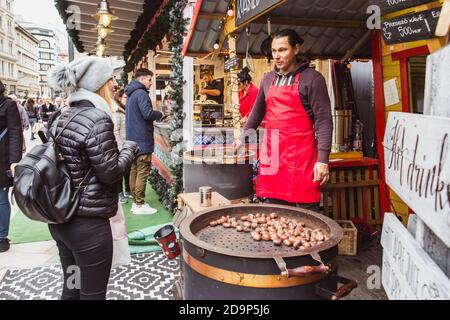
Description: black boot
0,239,10,252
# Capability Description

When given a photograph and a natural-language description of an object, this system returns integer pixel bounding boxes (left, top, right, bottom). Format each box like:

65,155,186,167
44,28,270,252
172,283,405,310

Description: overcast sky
14,0,67,34
15,0,69,50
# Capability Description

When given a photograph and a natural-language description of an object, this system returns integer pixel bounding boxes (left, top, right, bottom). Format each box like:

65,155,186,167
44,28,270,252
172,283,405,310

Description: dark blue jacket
125,80,163,155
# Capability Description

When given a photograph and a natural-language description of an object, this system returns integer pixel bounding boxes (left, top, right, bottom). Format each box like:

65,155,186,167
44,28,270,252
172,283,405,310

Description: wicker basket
337,220,358,256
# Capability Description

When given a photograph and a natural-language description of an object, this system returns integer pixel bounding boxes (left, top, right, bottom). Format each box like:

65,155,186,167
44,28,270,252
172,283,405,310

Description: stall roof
55,0,155,57
184,0,372,60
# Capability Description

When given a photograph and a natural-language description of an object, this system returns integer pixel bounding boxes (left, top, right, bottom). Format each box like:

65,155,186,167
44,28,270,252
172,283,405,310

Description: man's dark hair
0,80,5,96
135,68,153,79
272,29,305,47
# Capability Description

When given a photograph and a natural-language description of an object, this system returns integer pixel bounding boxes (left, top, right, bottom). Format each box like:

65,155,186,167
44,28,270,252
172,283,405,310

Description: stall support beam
399,60,411,113
372,30,391,219
228,34,241,140
183,56,194,151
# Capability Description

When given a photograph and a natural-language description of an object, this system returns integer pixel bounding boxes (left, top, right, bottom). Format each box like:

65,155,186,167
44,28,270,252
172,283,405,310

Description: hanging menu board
235,0,285,28
224,56,240,72
381,8,441,45
371,0,436,15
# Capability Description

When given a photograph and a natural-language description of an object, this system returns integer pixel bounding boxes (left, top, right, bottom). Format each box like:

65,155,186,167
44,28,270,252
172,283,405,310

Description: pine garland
149,0,188,212
54,0,84,53
165,0,188,211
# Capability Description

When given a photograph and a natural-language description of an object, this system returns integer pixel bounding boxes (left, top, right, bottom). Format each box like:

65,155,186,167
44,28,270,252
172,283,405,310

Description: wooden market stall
182,0,383,225
372,0,449,224
374,0,450,299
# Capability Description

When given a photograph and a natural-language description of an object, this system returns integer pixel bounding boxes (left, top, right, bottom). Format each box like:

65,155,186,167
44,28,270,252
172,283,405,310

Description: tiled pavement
0,131,59,283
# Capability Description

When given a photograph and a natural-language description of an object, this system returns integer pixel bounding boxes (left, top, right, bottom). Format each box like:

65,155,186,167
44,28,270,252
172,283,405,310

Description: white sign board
381,213,450,300
415,217,450,278
383,112,450,246
424,44,450,117
383,78,400,107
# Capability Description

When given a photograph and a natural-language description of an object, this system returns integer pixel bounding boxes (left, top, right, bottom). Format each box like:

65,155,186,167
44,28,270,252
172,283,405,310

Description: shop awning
184,0,372,60
55,0,166,57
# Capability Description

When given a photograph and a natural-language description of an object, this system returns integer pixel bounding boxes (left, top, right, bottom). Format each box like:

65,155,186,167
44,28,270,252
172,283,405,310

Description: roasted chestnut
240,215,248,221
262,233,271,241
236,226,244,232
251,232,261,241
269,212,278,219
251,223,258,229
209,221,218,227
273,238,282,246
222,223,231,228
283,239,292,247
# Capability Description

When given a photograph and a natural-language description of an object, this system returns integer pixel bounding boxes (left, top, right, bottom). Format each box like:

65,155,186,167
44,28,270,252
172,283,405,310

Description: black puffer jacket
0,96,23,188
48,100,137,219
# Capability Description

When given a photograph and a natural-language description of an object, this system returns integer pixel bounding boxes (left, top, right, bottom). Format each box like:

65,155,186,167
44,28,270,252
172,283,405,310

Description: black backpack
13,109,92,224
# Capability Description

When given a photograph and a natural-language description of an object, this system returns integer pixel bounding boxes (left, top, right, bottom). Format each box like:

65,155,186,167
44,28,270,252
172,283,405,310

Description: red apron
257,73,320,203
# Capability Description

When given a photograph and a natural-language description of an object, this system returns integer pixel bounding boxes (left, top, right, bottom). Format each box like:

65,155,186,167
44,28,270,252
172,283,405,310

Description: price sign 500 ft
382,8,441,45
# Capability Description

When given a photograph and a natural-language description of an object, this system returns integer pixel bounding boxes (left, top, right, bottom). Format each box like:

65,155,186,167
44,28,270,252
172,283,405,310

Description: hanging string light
92,1,117,56
95,37,107,57
92,0,117,28
92,22,114,39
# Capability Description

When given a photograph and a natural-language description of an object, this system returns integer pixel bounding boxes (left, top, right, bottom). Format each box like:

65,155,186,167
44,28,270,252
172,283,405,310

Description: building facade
17,20,59,98
0,0,18,94
15,23,39,98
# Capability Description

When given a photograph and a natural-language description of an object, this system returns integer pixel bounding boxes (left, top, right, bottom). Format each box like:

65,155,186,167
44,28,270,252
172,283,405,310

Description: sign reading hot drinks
383,112,450,247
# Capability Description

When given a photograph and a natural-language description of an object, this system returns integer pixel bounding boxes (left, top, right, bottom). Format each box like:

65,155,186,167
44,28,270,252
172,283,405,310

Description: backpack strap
48,108,87,142
0,128,8,141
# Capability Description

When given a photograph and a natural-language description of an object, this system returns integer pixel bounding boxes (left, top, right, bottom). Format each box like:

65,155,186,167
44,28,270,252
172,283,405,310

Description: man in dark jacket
125,68,166,214
40,98,56,123
0,80,23,252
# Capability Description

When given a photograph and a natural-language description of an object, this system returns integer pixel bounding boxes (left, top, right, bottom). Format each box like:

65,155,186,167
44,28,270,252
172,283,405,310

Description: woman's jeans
29,118,37,139
0,187,11,240
48,216,113,300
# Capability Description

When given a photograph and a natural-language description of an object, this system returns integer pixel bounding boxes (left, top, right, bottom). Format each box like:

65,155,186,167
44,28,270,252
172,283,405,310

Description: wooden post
228,34,241,140
372,30,391,218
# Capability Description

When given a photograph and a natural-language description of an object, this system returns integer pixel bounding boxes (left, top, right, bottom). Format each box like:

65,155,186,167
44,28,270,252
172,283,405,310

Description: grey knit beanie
48,57,113,92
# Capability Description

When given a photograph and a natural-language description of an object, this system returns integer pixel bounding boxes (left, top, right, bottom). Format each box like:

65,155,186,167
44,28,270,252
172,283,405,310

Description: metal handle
281,265,330,278
274,254,331,278
315,275,358,300
332,280,358,300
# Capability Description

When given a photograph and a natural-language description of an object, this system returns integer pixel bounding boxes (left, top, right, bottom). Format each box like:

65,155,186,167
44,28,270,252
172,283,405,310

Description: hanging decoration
149,0,188,212
121,0,172,84
92,0,118,28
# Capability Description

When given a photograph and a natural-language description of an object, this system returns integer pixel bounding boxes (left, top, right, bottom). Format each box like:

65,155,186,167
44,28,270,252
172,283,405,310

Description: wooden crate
322,158,381,225
337,220,358,256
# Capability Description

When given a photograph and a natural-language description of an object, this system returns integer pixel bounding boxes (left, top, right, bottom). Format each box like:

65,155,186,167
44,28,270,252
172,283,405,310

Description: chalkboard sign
381,8,441,45
371,0,436,15
224,56,240,72
235,0,285,28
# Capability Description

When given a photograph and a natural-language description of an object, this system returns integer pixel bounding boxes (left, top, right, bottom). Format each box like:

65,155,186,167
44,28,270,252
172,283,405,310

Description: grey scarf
68,88,111,116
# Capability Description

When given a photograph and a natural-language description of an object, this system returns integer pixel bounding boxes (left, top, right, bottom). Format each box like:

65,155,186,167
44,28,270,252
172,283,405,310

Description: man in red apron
235,29,333,212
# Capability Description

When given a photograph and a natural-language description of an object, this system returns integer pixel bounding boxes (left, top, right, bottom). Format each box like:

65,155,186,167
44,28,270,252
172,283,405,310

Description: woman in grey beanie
47,57,138,300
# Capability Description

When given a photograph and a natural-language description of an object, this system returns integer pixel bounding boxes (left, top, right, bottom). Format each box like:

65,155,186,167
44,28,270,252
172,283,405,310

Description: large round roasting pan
178,204,355,300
